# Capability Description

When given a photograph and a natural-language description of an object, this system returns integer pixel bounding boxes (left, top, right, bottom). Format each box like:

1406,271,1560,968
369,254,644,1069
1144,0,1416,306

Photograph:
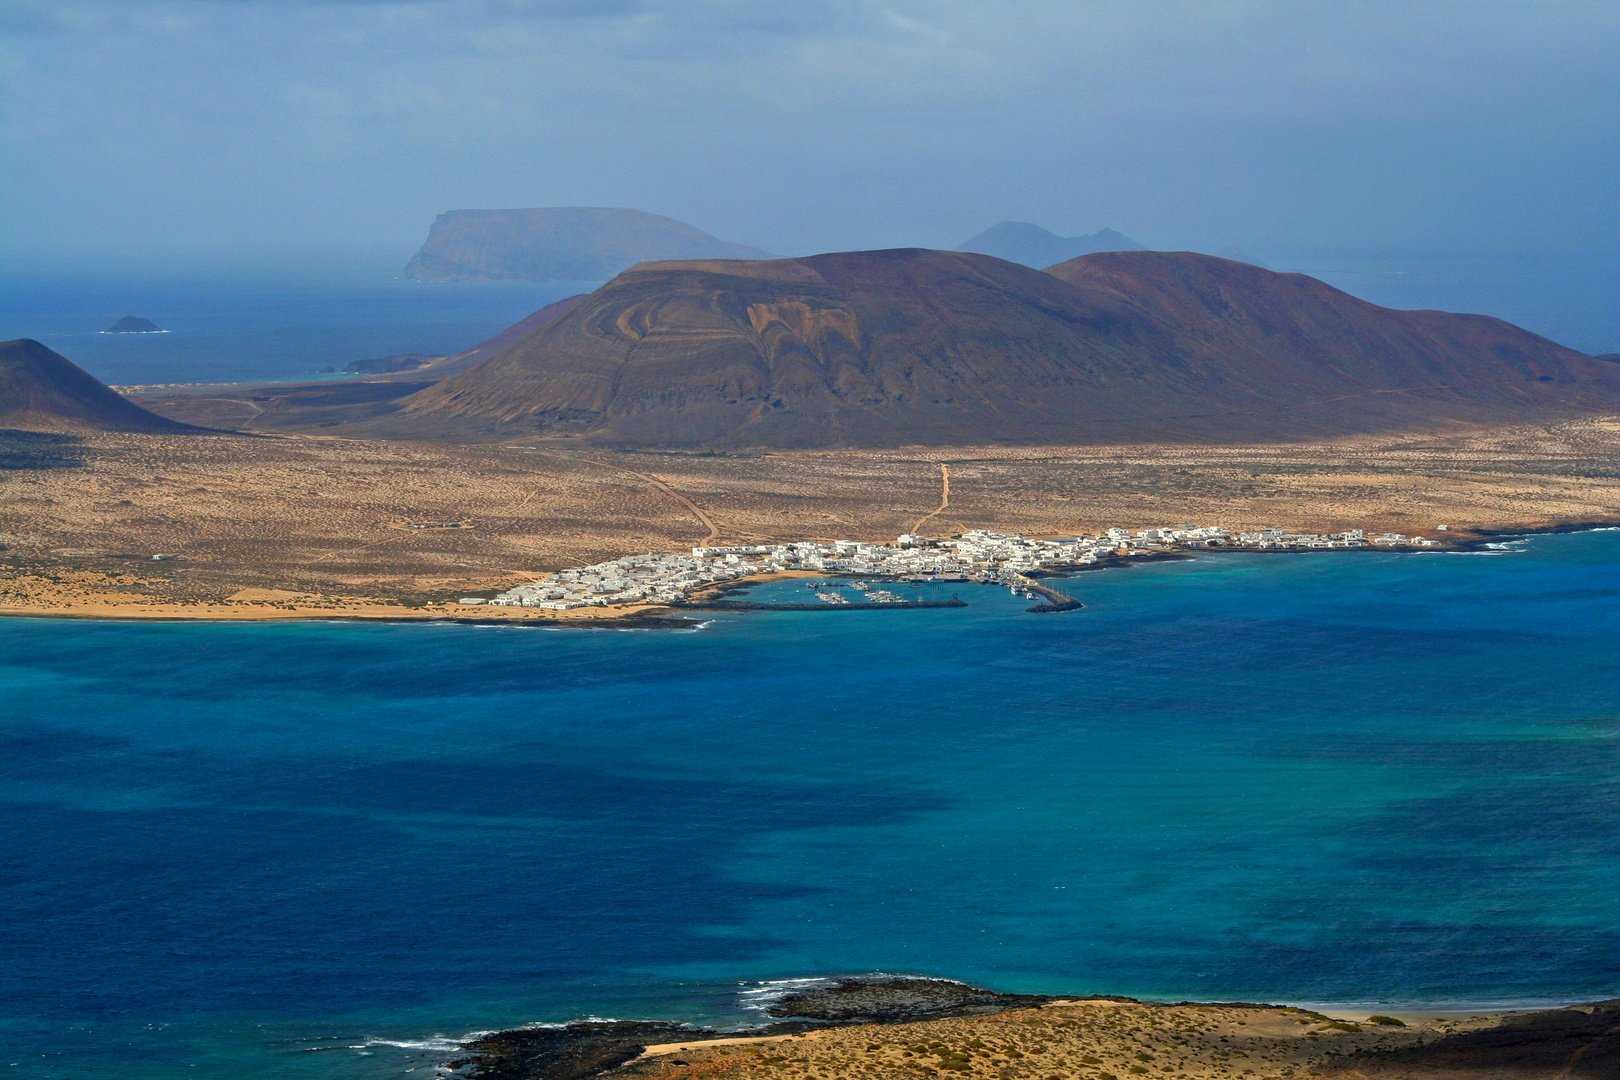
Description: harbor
673,596,969,612
478,523,1411,613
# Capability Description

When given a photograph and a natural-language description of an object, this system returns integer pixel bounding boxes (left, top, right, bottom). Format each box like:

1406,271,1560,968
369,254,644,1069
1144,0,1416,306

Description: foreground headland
451,978,1620,1080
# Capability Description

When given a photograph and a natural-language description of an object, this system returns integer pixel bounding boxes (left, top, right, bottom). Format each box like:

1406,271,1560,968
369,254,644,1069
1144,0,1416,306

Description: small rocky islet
102,316,164,333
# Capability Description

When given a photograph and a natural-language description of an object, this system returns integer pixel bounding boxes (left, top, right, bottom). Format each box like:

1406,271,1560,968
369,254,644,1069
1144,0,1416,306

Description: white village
469,525,1441,610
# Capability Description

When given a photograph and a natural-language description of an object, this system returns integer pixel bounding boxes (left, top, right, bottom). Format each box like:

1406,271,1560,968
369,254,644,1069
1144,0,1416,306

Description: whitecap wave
738,977,839,1012
738,972,970,1013
350,1030,496,1052
351,1038,463,1052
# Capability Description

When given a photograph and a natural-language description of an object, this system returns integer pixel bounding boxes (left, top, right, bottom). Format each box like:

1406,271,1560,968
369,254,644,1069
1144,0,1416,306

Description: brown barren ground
5,418,1620,620
603,1001,1619,1080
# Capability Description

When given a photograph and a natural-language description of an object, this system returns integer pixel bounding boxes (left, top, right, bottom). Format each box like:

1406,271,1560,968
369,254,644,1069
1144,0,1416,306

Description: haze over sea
4,532,1620,1078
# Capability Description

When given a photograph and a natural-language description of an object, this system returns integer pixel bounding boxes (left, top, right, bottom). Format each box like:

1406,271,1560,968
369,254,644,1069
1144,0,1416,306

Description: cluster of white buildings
468,523,1435,610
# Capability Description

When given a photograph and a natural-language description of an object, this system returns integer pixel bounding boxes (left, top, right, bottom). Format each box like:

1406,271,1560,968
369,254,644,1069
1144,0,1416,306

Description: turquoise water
4,532,1620,1078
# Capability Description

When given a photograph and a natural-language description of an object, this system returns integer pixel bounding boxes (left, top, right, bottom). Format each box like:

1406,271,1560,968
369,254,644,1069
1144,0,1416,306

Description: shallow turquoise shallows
5,532,1620,1079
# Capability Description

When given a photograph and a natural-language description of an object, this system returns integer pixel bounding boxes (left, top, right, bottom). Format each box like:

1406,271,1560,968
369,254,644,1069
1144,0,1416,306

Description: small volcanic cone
0,338,197,433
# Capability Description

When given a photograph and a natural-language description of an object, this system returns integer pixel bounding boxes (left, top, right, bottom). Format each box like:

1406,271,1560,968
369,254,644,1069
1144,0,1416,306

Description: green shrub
1367,1015,1406,1027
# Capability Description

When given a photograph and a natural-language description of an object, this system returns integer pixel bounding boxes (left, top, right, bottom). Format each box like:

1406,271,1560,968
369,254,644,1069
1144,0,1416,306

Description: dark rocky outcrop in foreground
452,1019,827,1080
957,222,1145,267
0,338,196,433
763,978,1057,1022
454,1021,739,1080
395,248,1620,448
404,208,770,283
103,315,163,333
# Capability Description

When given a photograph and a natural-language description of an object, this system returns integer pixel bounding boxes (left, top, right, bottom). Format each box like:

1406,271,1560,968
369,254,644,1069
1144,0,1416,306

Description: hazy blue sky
2,1,1615,277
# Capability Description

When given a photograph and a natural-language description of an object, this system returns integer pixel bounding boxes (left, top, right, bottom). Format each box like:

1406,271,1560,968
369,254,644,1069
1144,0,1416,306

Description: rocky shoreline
449,979,1071,1079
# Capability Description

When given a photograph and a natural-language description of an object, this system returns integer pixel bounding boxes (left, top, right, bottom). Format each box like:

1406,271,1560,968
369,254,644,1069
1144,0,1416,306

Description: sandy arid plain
5,418,1620,620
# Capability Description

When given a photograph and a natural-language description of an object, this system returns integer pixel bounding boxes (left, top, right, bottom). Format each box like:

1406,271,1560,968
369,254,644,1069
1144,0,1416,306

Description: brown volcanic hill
404,208,770,283
393,249,1620,449
0,338,197,433
1044,250,1581,386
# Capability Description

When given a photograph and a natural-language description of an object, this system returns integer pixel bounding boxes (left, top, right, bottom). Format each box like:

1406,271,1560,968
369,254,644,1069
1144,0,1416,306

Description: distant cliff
403,208,771,283
957,222,1145,268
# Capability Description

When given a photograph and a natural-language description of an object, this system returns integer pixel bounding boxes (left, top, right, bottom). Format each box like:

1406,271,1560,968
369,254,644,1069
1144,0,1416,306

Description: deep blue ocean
4,532,1620,1078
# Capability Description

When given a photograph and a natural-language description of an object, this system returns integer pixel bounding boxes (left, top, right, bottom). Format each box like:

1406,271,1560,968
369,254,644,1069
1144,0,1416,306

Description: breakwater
1017,577,1083,613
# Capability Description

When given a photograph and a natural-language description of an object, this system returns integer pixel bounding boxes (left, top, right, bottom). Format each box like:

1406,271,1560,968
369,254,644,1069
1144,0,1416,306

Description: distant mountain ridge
957,222,1145,268
403,207,771,283
0,339,196,433
388,248,1620,449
